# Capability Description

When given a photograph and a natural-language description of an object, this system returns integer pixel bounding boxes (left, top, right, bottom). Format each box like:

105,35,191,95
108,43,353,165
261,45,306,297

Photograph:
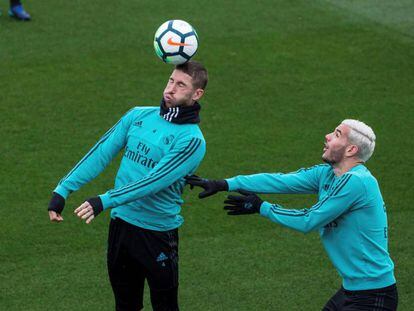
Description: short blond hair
341,119,376,162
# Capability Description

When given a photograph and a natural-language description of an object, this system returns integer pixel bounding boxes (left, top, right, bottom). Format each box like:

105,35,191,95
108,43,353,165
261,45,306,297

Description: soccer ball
153,20,199,65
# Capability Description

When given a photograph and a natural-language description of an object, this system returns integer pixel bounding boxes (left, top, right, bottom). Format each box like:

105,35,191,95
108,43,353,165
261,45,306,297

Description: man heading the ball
48,61,208,311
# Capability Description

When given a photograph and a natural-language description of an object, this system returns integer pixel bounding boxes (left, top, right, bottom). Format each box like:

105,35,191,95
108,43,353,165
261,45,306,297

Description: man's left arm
76,136,206,223
186,165,328,199
260,174,365,233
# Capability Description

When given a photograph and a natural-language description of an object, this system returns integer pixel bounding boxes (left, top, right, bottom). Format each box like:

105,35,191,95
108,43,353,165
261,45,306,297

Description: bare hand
49,210,64,222
74,201,95,224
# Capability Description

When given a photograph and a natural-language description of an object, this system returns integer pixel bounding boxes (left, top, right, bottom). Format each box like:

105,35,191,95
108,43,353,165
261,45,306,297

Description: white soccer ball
153,20,199,65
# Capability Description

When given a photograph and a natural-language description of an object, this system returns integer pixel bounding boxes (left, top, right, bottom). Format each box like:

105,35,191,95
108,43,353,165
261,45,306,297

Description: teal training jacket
226,164,396,290
54,106,206,231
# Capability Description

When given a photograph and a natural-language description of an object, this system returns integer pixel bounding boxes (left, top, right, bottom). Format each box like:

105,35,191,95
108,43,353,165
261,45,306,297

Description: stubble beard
322,146,346,165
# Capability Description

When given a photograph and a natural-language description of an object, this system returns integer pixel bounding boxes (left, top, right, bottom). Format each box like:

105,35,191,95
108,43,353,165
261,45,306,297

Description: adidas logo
134,121,143,127
156,252,168,262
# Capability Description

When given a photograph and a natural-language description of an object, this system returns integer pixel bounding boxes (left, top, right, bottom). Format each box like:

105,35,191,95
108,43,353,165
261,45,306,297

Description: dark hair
175,61,208,90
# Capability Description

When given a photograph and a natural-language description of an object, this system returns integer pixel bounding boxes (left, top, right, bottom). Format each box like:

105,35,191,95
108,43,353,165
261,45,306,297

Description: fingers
185,176,207,188
188,180,205,187
223,205,239,211
185,176,202,183
185,175,201,182
49,210,64,222
227,210,249,216
75,202,90,216
224,205,254,215
199,190,216,199
75,202,95,224
223,205,250,215
81,209,94,220
224,194,245,210
223,193,256,216
225,195,246,202
85,214,95,224
238,190,253,196
56,214,64,221
223,201,239,207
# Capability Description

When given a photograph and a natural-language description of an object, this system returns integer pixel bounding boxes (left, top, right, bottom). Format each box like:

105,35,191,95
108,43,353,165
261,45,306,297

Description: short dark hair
175,61,208,90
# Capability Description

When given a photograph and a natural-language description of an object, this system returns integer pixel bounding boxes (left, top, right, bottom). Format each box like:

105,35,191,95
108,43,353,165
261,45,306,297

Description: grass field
1,0,413,310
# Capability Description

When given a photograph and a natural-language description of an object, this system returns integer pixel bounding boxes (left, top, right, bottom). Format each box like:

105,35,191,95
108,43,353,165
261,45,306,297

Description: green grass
1,0,413,310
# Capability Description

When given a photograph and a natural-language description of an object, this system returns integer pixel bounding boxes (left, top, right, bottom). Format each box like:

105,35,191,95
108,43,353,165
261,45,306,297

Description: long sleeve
259,174,366,233
225,164,329,194
53,109,135,199
100,136,206,209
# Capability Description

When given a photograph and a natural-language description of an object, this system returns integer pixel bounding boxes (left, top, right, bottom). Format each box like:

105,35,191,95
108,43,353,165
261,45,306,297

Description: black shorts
322,284,398,311
107,217,179,311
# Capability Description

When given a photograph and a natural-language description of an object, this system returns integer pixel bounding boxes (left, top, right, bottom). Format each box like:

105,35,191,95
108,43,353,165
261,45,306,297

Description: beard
322,146,347,165
322,156,336,165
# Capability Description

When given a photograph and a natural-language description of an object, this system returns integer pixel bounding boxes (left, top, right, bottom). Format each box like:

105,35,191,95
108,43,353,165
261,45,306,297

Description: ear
346,144,359,157
191,88,204,101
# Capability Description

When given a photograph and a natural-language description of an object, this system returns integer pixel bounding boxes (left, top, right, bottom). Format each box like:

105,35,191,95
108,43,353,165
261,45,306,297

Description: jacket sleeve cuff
86,196,104,216
53,185,71,200
225,178,238,191
99,193,113,210
217,179,229,191
259,201,272,217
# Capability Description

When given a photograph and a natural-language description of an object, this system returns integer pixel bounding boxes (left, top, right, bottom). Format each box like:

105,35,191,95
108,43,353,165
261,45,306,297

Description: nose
325,133,331,141
166,83,176,94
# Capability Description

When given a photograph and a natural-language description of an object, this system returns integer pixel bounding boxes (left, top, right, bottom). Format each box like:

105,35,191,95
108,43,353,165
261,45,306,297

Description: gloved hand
185,175,228,199
223,190,263,215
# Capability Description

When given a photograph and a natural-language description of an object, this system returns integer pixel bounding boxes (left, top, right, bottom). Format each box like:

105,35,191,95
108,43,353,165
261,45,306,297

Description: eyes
332,129,342,138
327,129,340,139
169,78,186,88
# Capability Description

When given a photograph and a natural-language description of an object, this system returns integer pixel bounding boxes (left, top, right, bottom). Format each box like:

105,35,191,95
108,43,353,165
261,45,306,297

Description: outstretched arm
225,165,329,195
187,164,329,199
224,174,365,234
185,175,228,198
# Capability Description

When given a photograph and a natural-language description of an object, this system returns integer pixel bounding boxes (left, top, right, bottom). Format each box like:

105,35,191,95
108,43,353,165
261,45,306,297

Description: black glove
48,192,66,214
86,196,104,217
223,190,263,215
185,175,228,199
